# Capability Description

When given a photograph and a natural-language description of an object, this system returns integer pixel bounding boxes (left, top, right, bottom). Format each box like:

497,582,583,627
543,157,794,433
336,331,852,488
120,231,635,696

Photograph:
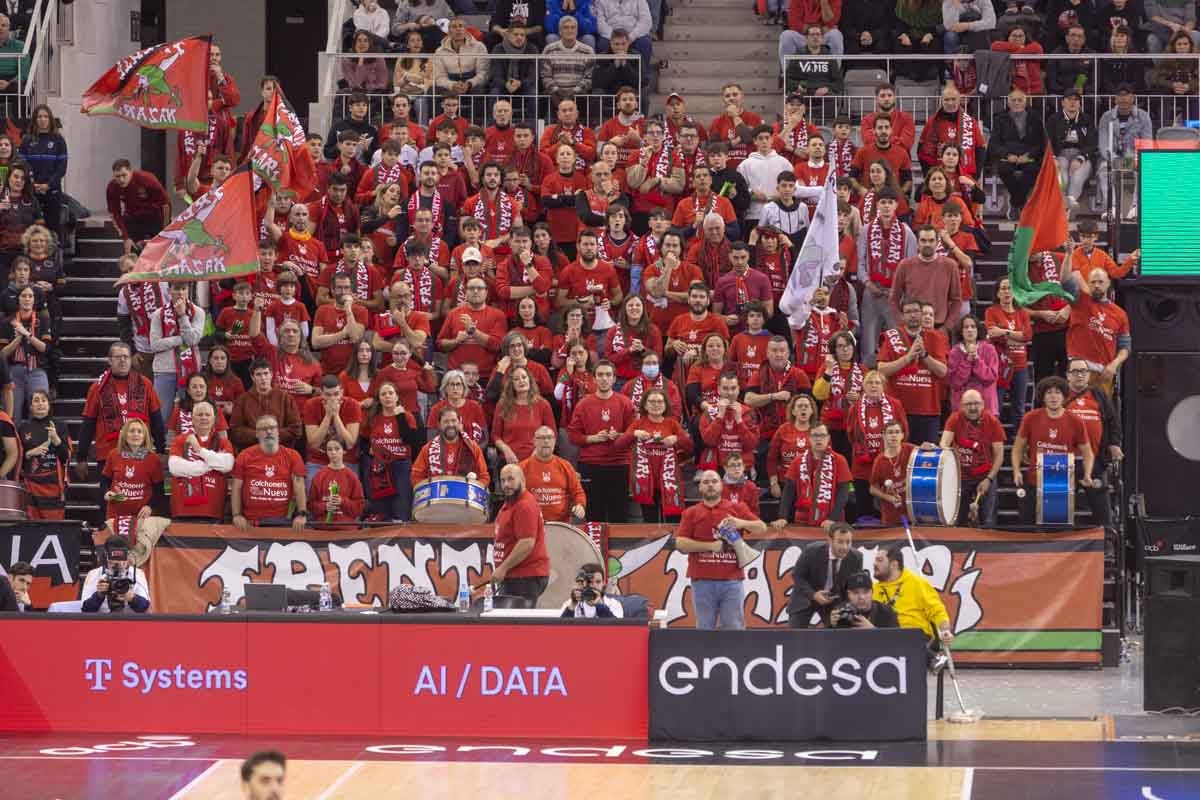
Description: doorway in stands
265,0,327,130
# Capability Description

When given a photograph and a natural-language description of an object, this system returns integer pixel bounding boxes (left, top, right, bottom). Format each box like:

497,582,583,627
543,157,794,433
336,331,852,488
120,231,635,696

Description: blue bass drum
1036,452,1075,526
906,448,961,526
412,476,490,523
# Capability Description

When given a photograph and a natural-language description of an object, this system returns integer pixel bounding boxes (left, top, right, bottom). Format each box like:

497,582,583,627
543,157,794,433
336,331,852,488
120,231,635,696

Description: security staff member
490,464,550,604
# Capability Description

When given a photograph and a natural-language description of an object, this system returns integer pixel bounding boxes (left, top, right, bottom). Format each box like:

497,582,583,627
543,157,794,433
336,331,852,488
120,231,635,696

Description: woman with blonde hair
101,417,163,520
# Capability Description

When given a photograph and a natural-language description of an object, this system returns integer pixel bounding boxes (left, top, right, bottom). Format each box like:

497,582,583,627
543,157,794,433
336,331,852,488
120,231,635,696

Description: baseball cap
845,571,873,591
666,92,684,104
462,247,483,264
1063,87,1082,99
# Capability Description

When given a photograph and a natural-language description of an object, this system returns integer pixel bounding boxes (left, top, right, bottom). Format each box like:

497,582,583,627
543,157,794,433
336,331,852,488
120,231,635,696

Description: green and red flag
1007,144,1073,307
246,84,317,199
115,166,259,286
82,35,212,133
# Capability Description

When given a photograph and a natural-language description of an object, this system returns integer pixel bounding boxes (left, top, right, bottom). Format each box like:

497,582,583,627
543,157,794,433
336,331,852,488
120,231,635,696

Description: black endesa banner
649,628,928,741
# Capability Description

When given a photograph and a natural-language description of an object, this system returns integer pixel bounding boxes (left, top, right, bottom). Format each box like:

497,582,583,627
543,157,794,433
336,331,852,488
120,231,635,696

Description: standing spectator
75,342,165,483
312,273,369,374
0,284,48,422
23,226,62,336
341,30,390,94
434,17,489,96
493,364,556,463
148,284,205,426
889,225,963,330
985,277,1032,427
1062,267,1130,397
942,0,996,52
366,380,423,521
713,242,773,335
20,390,70,519
229,359,304,451
392,0,453,52
303,375,363,485
616,388,691,523
520,425,587,522
354,0,393,39
101,419,163,520
1146,0,1200,52
542,17,597,97
947,315,999,414
856,188,915,366
166,373,230,441
845,371,907,519
0,164,41,277
203,345,245,418
167,400,235,521
939,390,1004,527
232,415,308,531
987,87,1044,217
1046,89,1097,215
1045,24,1096,97
877,298,948,445
106,159,171,255
18,105,66,241
438,274,509,376
412,405,490,484
738,126,793,236
918,84,987,179
547,1,598,48
567,360,635,522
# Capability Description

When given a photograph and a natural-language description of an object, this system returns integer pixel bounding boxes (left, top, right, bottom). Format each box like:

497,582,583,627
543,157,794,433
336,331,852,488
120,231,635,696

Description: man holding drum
412,407,491,487
1065,358,1121,529
1011,376,1097,527
490,464,551,605
940,389,1005,528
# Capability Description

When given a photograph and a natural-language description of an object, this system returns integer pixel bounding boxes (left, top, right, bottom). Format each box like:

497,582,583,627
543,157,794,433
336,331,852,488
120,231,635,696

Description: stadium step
75,237,125,259
60,298,118,319
658,74,779,98
660,59,777,79
64,275,122,296
668,7,764,25
665,23,778,43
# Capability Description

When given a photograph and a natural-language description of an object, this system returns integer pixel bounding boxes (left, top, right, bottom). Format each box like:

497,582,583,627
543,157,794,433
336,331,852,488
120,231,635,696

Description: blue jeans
998,366,1029,430
367,457,413,522
153,373,180,428
9,364,47,424
691,578,745,630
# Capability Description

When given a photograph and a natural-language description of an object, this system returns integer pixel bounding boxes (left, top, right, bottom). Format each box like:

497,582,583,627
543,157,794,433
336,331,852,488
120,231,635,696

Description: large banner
81,35,212,133
0,618,648,737
649,628,928,741
147,523,1104,665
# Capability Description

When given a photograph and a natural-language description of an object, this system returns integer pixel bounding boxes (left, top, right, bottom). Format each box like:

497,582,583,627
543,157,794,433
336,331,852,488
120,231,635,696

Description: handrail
323,0,352,101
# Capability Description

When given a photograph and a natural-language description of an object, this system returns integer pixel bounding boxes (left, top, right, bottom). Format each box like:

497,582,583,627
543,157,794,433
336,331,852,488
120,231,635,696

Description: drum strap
880,583,901,608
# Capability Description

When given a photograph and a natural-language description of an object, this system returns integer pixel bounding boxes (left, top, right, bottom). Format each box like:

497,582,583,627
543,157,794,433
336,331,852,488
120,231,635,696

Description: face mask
642,363,660,380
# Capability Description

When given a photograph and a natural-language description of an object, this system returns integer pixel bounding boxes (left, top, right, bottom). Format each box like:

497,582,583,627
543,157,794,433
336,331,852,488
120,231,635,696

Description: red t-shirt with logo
312,303,371,374
215,306,255,362
233,445,306,522
877,327,948,416
168,434,236,520
102,452,163,517
1016,408,1086,484
1066,390,1104,452
943,410,1005,479
869,443,915,525
678,497,758,580
493,489,550,579
1067,293,1129,366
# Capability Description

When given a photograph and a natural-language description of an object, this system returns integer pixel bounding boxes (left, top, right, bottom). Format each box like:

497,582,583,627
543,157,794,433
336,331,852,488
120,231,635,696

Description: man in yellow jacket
871,543,955,670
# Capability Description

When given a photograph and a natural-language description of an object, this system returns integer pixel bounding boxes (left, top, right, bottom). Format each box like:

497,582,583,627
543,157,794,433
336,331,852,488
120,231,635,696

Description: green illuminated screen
1140,150,1200,276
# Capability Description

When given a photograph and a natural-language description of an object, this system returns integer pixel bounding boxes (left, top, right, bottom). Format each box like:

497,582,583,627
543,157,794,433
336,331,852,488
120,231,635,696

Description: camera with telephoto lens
834,602,862,627
104,546,133,610
574,569,600,604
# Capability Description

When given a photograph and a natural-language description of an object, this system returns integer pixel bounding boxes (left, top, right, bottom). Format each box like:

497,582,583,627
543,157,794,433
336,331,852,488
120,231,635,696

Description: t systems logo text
83,658,248,694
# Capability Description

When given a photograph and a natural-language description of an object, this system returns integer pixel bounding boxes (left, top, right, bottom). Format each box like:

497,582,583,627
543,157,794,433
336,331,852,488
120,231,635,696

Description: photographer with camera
786,521,862,628
80,535,150,613
560,562,623,619
828,571,899,629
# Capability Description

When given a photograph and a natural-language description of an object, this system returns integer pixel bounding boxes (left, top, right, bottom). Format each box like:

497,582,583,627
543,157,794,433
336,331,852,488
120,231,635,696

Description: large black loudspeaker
1144,555,1200,711
1122,281,1200,519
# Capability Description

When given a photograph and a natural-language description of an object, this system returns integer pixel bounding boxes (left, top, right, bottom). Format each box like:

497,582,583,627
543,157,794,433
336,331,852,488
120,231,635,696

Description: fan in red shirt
273,204,330,301
366,381,423,521
1012,376,1097,525
489,464,551,605
311,274,370,374
248,315,324,405
264,273,312,346
597,88,646,162
355,141,412,206
566,362,637,523
794,286,850,381
939,390,1005,527
626,120,685,217
774,423,853,529
437,271,509,376
712,243,774,336
492,365,557,464
412,405,491,486
773,94,821,167
675,469,767,629
744,335,812,451
308,175,360,264
869,422,916,525
555,229,624,329
666,282,731,380
231,415,308,530
303,376,364,476
520,425,588,523
685,333,732,417
370,280,432,356
605,295,664,384
203,346,245,419
166,375,231,439
640,230,704,331
672,163,737,236
106,160,171,252
709,83,763,169
101,419,163,519
214,282,256,376
495,226,553,322
728,304,772,384
461,162,522,250
877,297,949,445
597,206,640,297
1064,268,1130,397
850,116,913,196
766,393,817,497
309,439,366,523
506,122,554,195
319,132,368,198
720,451,761,518
622,352,684,421
540,145,590,248
540,96,597,167
985,277,1033,427
699,372,760,472
315,234,387,310
846,370,908,512
615,387,693,523
167,401,235,521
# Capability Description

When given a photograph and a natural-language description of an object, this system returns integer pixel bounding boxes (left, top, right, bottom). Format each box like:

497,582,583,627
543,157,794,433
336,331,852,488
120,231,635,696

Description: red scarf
861,190,878,225
829,138,854,178
783,122,811,153
426,434,471,477
374,161,406,191
758,361,802,432
472,190,516,239
96,371,150,446
160,302,200,387
408,189,445,238
794,449,838,525
867,218,904,286
405,265,436,314
123,282,162,338
697,238,731,289
631,433,683,516
507,147,548,188
179,429,217,506
954,417,994,478
558,372,595,428
799,307,838,375
824,361,864,425
855,394,898,464
629,374,665,410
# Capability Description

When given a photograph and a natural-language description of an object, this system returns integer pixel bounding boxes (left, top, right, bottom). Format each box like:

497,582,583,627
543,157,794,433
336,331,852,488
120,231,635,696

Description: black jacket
323,117,379,162
833,600,900,629
1068,385,1122,470
1046,110,1098,159
841,0,893,51
593,56,642,94
1045,46,1096,95
987,110,1046,164
710,167,751,220
0,575,20,612
787,542,864,616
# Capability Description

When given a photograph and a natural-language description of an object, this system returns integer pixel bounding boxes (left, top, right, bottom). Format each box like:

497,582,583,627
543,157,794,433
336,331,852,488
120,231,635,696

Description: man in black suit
987,86,1046,218
786,522,862,628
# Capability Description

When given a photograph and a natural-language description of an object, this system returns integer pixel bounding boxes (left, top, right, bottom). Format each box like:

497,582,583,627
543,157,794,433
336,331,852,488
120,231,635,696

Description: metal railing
0,0,56,118
319,50,642,132
782,53,1200,133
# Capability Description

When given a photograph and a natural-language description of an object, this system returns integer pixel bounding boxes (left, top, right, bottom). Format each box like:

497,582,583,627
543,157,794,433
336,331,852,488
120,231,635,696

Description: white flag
778,172,840,329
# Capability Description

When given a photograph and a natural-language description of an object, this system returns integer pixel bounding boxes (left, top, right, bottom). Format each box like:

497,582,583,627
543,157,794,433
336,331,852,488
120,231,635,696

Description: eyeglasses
1067,368,1089,374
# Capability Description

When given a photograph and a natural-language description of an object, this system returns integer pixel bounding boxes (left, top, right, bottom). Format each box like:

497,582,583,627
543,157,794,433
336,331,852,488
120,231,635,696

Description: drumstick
883,479,901,507
899,514,919,557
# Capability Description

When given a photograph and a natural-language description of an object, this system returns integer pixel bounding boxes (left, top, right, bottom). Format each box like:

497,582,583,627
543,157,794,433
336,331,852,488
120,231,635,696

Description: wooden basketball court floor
4,719,1200,800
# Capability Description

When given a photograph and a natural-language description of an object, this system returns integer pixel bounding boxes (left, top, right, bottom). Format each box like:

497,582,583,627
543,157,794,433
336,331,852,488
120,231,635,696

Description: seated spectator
413,405,491,485
167,372,230,442
842,0,894,57
1045,24,1096,97
0,284,49,422
20,390,70,520
311,440,367,525
489,26,540,105
1047,89,1097,214
547,1,598,48
342,30,390,93
322,91,378,162
354,0,392,39
0,13,30,94
594,29,642,92
942,0,996,53
991,26,1044,96
0,164,42,277
542,17,597,97
167,400,235,521
232,414,308,531
1146,0,1200,53
1099,24,1141,94
80,535,150,614
391,0,453,53
101,418,163,521
892,0,941,81
987,87,1044,216
1098,85,1152,221
784,25,844,96
434,16,489,97
1152,31,1200,126
595,0,653,81
489,0,547,49
779,0,845,79
229,359,303,451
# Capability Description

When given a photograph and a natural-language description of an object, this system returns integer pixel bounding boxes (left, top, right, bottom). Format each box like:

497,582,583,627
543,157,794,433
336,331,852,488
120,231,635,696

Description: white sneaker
1124,203,1138,221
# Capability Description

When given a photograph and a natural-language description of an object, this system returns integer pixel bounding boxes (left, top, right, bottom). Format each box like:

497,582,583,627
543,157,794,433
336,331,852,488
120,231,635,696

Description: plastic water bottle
482,582,494,613
457,575,471,613
319,581,333,611
219,589,233,615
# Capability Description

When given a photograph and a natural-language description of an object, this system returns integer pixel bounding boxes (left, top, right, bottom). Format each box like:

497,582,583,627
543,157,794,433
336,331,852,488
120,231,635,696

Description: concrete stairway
653,0,781,119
